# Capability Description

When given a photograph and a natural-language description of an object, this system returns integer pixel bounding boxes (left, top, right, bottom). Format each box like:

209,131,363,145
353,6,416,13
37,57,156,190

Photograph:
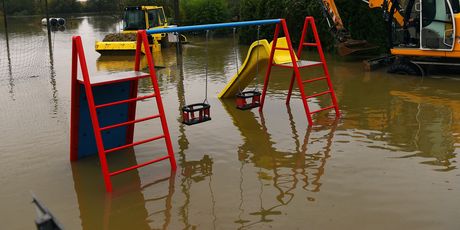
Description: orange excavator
319,0,460,75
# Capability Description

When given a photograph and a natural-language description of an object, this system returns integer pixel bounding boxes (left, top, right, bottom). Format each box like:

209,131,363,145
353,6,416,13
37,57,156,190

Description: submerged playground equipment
70,17,340,192
70,31,177,192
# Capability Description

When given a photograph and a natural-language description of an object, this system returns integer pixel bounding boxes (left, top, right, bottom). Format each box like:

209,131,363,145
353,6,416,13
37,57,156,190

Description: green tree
49,0,81,14
240,0,389,50
4,0,40,15
180,0,230,25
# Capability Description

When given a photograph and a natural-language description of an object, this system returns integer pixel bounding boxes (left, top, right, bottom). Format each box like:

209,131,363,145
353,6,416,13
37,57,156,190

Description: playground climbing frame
69,31,177,192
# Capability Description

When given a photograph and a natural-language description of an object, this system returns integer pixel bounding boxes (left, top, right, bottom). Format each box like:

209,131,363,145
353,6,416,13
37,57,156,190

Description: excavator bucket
337,39,379,56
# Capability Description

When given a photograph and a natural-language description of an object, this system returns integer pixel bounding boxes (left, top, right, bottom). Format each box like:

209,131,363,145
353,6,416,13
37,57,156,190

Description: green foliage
1,0,389,51
334,0,389,50
228,0,240,20
4,0,40,15
240,0,389,50
49,0,81,14
180,0,230,25
82,0,119,13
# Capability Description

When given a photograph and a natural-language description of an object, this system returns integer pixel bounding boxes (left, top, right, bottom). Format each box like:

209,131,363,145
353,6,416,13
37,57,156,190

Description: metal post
3,0,13,99
173,0,182,54
176,32,182,55
174,0,180,24
44,0,52,55
2,0,9,46
2,0,7,32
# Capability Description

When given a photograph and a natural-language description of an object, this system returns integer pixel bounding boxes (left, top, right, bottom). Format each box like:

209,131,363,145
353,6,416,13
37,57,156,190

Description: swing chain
204,30,209,104
255,25,261,92
233,27,244,94
233,27,239,76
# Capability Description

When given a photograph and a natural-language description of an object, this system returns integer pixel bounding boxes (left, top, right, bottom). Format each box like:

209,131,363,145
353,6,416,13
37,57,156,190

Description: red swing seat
236,90,261,110
182,103,211,125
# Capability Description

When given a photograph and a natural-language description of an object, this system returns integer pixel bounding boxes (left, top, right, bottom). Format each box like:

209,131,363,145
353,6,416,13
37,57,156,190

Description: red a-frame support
260,17,340,125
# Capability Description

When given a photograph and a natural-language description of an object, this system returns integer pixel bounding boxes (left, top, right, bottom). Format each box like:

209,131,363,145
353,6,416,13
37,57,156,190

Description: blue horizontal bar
146,19,282,34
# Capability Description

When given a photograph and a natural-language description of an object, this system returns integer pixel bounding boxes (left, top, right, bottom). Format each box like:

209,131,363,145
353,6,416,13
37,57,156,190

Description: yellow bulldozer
95,6,185,54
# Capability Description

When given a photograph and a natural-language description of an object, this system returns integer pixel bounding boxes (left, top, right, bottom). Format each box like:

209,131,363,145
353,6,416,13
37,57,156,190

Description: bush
180,0,230,25
240,0,389,51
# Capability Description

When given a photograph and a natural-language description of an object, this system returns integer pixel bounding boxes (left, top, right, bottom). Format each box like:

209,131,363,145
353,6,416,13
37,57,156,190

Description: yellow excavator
319,0,460,75
95,6,186,54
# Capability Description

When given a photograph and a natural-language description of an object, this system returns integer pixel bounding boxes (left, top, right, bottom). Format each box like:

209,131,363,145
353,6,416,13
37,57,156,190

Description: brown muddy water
0,15,459,229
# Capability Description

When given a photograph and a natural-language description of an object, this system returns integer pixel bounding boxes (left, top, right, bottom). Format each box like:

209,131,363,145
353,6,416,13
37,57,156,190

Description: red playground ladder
70,31,177,192
259,17,340,125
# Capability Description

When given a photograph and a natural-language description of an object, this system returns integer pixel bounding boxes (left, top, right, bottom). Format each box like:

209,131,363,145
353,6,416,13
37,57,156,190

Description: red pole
138,30,177,170
259,23,280,111
75,36,113,192
70,37,80,161
280,19,313,125
286,17,309,105
307,17,340,117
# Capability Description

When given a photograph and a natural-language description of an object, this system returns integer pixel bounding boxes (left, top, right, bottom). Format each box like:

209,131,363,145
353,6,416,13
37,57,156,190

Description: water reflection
71,149,176,229
175,51,217,229
3,25,14,100
336,70,459,170
389,89,458,170
96,55,148,72
47,32,59,114
221,99,338,227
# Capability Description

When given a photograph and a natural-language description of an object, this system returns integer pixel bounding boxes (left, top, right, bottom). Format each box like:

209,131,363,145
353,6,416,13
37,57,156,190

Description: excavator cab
390,0,458,55
382,0,460,75
390,0,456,49
420,0,456,50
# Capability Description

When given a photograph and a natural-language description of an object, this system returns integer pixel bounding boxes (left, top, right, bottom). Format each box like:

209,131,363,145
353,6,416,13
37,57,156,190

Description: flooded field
0,15,459,229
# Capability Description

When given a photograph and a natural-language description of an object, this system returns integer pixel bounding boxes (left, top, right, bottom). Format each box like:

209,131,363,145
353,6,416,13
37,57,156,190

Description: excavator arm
369,0,405,26
316,0,349,42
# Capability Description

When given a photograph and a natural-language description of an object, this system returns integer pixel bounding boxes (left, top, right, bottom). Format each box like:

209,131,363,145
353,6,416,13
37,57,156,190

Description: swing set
159,17,340,125
70,17,340,192
180,25,265,125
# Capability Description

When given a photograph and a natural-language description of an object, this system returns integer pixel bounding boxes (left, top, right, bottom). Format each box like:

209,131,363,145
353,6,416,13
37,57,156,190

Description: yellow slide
218,37,297,98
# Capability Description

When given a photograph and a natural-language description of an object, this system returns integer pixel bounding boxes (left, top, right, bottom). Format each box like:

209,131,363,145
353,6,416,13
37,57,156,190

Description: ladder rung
303,76,327,84
78,71,151,86
274,47,289,50
303,42,318,47
100,114,161,131
297,61,323,68
273,60,322,69
95,94,155,109
109,155,170,176
272,63,293,69
310,105,336,114
105,134,165,154
306,91,331,99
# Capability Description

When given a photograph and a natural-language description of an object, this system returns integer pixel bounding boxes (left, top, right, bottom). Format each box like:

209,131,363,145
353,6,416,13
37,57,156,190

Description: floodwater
0,15,459,229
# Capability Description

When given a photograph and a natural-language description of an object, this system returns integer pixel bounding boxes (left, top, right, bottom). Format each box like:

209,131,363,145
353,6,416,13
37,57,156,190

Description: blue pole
146,19,282,34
